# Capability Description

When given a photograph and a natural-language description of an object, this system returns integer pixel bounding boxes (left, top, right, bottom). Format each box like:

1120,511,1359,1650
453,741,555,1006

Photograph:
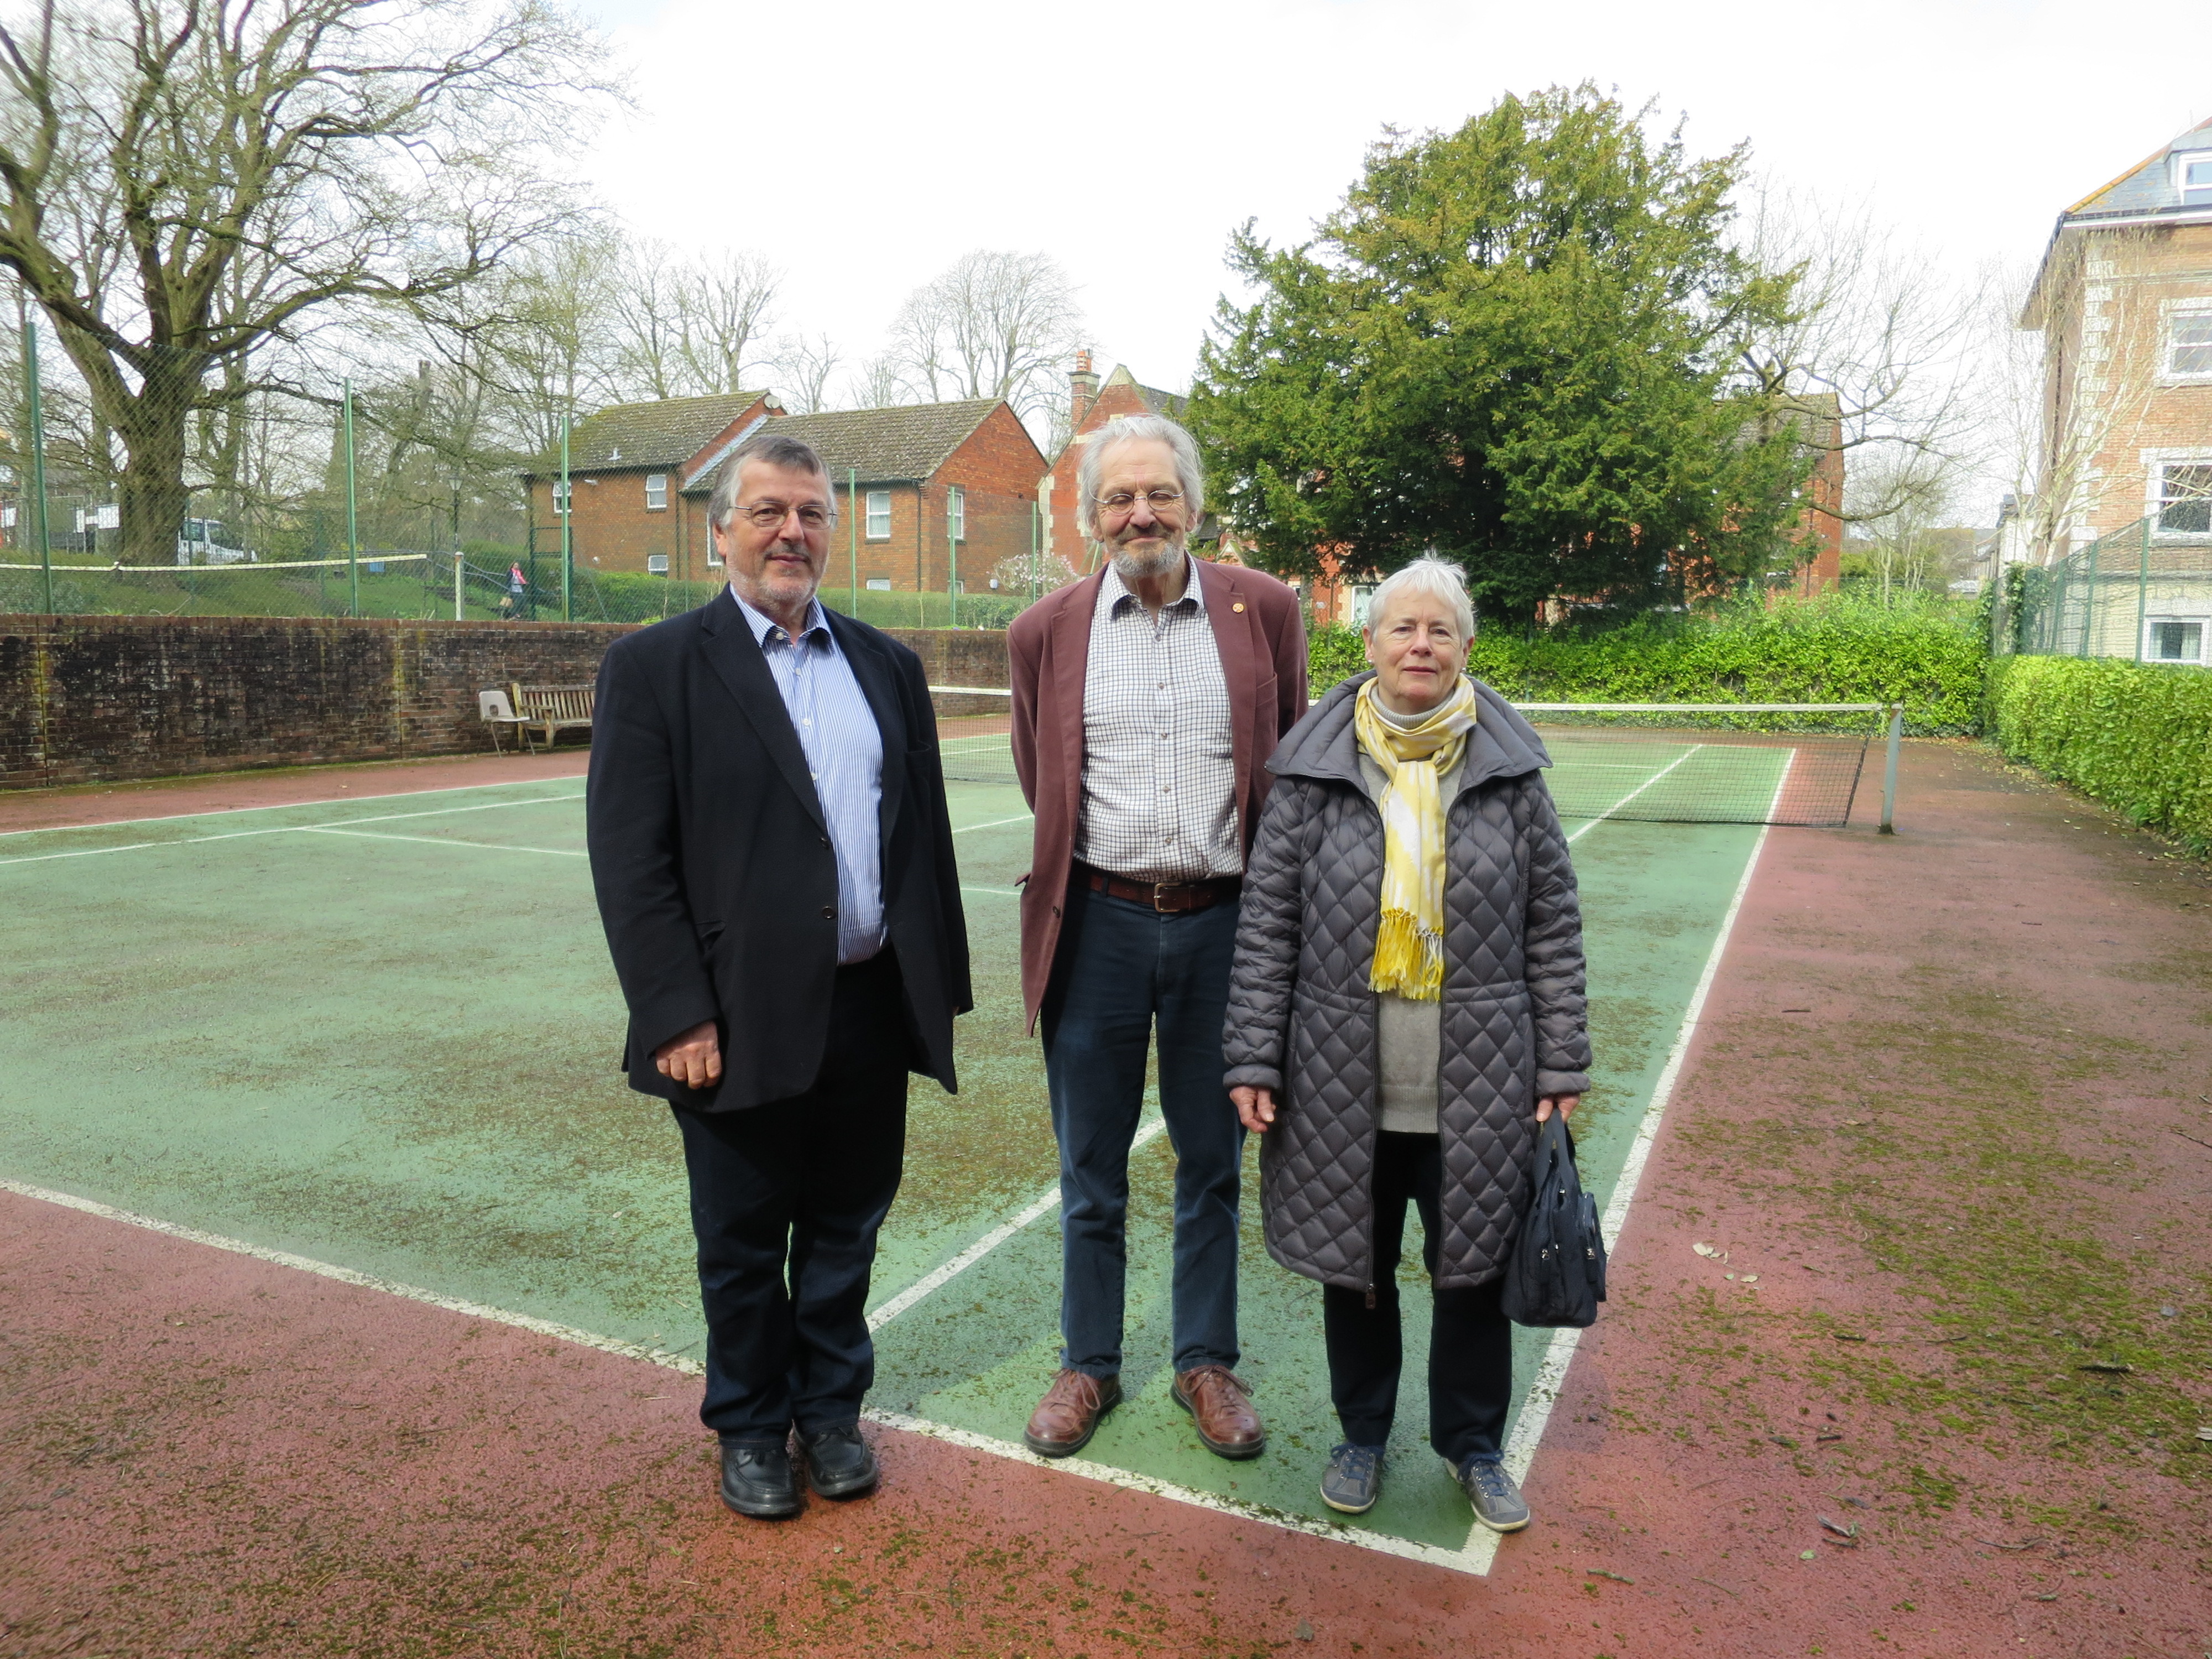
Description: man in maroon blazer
1008,413,1308,1463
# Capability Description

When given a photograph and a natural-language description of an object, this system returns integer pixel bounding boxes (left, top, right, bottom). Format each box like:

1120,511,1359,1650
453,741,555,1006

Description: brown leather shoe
1023,1369,1121,1458
1173,1366,1266,1460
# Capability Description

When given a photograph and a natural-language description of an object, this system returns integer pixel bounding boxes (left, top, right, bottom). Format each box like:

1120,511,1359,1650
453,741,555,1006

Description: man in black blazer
587,431,970,1519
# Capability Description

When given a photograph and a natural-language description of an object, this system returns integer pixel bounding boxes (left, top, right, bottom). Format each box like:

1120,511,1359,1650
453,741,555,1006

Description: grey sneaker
1458,1457,1530,1532
1320,1443,1385,1514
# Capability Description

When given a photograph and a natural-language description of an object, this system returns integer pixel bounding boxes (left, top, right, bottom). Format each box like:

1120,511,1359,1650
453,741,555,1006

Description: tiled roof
2064,116,2212,223
521,392,773,476
1103,363,1186,418
681,399,1004,492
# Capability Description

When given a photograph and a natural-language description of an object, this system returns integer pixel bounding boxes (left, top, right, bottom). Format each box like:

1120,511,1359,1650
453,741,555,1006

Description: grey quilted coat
1222,674,1591,1294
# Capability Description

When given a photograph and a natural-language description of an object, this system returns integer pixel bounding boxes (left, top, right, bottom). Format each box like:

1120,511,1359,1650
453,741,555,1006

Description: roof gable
523,392,775,476
681,399,1008,492
2063,115,2212,224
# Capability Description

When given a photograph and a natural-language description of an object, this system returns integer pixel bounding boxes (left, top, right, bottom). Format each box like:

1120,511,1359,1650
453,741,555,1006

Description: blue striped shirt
731,589,885,964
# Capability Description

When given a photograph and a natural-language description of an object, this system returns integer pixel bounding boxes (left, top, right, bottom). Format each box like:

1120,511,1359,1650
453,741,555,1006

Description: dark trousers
672,951,910,1446
1039,878,1244,1378
1324,1130,1513,1468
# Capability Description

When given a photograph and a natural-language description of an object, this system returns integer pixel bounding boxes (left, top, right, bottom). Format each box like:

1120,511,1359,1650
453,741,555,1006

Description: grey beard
1103,535,1186,585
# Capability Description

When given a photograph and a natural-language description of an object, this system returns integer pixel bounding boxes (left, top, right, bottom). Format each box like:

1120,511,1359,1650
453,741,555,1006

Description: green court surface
0,761,1767,1571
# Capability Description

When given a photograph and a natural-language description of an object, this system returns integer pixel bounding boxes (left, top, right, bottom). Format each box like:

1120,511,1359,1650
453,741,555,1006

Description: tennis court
0,726,1823,1575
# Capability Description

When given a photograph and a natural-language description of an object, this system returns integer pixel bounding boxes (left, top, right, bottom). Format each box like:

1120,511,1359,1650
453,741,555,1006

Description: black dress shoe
799,1424,879,1499
719,1440,802,1519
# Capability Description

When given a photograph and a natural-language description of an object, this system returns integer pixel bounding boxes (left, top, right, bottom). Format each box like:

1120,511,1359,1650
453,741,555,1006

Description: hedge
1311,594,1989,735
1986,655,2212,854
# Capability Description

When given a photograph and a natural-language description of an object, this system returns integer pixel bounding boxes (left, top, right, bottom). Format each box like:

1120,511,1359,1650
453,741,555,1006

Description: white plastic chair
478,687,525,753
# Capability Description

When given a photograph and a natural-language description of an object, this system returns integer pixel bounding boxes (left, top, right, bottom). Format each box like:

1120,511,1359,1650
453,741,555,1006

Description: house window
865,490,891,540
2156,462,2212,535
2177,150,2212,199
2145,618,2205,663
948,486,966,542
2168,308,2212,379
645,473,668,511
867,577,891,591
551,478,571,514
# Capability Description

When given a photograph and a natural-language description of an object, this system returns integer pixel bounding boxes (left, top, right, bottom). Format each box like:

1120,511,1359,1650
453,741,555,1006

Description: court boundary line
1560,745,1701,842
0,1166,1480,1577
0,771,588,839
1459,756,1791,1573
0,793,587,867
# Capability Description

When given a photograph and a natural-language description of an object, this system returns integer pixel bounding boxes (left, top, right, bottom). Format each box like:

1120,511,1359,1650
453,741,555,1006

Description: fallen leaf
1741,1274,1759,1284
1725,1272,1738,1281
1971,1536,2043,1552
1819,1516,1858,1538
1295,1620,1314,1642
1833,1332,1867,1343
1693,1241,1723,1259
1585,1569,1635,1584
2195,1426,2212,1442
1767,1435,1798,1449
2078,1361,2132,1374
1799,1548,1817,1561
1816,1432,1844,1443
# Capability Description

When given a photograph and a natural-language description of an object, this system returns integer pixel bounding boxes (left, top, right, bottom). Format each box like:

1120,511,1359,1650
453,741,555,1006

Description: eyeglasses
1094,489,1186,517
733,500,835,531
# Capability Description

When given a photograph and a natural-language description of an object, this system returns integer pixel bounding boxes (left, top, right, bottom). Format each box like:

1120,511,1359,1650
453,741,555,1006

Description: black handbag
1499,1114,1608,1328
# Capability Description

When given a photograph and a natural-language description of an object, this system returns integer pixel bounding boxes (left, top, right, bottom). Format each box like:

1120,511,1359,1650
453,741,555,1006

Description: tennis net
928,689,1899,830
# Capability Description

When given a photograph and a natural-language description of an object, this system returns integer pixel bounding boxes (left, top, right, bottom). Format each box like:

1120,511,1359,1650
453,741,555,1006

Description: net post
453,547,464,622
1879,703,1902,835
2133,517,2150,662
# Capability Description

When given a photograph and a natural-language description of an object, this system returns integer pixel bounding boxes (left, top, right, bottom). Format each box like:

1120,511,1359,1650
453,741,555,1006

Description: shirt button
821,906,836,920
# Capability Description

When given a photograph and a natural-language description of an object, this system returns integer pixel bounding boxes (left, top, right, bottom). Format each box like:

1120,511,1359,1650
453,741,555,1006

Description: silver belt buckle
1152,880,1175,911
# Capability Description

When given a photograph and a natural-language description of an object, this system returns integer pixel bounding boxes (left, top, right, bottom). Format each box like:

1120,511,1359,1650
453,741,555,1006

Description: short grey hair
1076,413,1206,540
707,431,838,531
1365,556,1475,645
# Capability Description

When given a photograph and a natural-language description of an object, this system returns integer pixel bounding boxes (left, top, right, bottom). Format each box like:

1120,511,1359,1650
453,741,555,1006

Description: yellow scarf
1354,675,1477,1001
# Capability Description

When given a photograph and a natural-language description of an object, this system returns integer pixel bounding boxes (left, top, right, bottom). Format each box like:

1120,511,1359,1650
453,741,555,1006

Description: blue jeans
1040,878,1244,1378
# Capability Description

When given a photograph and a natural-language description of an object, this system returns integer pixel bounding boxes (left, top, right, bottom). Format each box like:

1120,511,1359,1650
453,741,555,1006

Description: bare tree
846,351,913,411
1733,187,1989,530
472,229,625,458
0,0,613,563
609,237,695,401
1845,447,1953,606
887,250,1083,425
672,249,780,397
770,331,842,415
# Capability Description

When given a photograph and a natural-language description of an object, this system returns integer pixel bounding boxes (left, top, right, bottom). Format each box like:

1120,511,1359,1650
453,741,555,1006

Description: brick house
678,400,1047,597
2021,116,2212,574
518,392,780,584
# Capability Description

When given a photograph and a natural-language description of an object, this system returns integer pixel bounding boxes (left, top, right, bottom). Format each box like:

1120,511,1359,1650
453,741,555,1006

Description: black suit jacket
586,588,971,1111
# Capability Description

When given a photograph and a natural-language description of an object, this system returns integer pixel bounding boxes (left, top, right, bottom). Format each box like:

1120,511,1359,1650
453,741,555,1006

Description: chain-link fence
1992,517,2212,665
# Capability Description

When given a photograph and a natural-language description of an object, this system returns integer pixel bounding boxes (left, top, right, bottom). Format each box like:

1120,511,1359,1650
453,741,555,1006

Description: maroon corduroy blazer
1008,558,1309,1031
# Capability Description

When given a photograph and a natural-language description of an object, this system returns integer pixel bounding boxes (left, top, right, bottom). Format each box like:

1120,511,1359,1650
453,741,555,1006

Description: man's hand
1230,1084,1276,1133
1535,1094,1579,1123
654,1020,722,1091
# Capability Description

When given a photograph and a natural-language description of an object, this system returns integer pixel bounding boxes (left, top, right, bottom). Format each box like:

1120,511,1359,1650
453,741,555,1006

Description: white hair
1076,413,1206,540
1365,556,1474,644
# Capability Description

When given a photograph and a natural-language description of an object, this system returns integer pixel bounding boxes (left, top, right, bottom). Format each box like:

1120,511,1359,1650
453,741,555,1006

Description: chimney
1069,349,1099,434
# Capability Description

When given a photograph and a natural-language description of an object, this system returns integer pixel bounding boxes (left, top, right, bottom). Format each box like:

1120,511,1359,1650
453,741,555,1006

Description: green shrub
1986,656,2212,853
1310,593,1988,735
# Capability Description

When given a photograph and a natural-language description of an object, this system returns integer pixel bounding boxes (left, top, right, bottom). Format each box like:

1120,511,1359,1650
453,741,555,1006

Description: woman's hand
1535,1094,1579,1123
1230,1085,1276,1133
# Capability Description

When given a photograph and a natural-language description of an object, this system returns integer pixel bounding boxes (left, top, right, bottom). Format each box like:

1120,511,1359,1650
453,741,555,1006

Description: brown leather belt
1079,864,1241,914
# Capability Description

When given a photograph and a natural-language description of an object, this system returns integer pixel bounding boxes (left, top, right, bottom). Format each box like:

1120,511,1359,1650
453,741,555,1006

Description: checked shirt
1072,557,1240,884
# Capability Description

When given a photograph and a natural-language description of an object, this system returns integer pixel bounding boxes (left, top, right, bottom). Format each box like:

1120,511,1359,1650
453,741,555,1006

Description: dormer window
2177,150,2212,199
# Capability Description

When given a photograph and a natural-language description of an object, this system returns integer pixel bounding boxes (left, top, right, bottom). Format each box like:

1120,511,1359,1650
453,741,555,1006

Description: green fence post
848,466,858,615
2081,528,2099,658
1029,498,1039,604
948,487,959,628
343,379,359,618
2134,516,2151,662
19,299,51,613
560,414,572,624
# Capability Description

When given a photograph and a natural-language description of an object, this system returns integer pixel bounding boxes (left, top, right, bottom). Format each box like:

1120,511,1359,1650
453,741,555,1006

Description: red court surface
3,742,2208,1658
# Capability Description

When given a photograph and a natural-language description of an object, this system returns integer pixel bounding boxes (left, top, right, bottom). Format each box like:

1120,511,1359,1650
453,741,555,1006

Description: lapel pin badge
1232,602,1245,613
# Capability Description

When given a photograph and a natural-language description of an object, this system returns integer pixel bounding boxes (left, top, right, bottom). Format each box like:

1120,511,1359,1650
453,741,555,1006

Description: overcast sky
574,0,2205,447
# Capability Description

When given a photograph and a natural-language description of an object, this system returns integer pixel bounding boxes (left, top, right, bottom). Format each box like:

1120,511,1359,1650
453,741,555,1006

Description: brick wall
0,612,1013,789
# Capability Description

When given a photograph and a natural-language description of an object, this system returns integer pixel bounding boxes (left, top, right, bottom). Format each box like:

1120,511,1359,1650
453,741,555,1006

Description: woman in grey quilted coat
1223,557,1589,1533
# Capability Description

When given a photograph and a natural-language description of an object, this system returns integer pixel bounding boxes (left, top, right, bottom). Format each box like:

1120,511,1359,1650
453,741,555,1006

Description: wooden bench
508,682,595,753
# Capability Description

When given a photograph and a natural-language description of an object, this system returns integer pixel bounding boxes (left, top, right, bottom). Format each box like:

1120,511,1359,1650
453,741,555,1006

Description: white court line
863,1118,1167,1332
961,885,1022,897
1455,750,1792,1573
951,812,1032,835
1562,745,1702,843
304,827,588,858
0,794,585,867
0,772,586,839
